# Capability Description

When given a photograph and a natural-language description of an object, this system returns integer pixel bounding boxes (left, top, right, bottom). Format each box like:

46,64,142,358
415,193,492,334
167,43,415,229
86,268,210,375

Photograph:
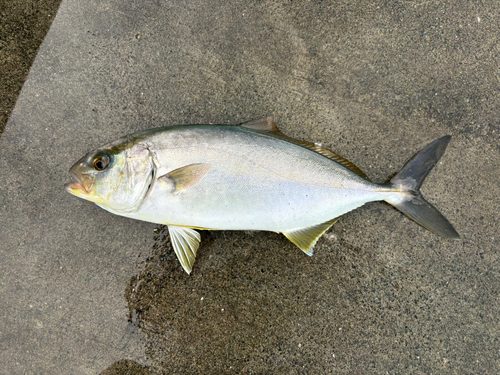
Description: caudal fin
386,136,460,239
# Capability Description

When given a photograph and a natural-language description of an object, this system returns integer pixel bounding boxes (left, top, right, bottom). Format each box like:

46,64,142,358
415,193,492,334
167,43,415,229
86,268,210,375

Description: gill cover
98,145,155,213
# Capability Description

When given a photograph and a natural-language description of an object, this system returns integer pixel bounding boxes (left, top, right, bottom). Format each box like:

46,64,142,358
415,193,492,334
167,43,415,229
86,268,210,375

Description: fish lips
65,174,94,195
65,162,95,196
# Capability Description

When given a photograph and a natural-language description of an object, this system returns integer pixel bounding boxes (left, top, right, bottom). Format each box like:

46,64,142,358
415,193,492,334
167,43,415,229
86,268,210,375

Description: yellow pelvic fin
241,117,368,180
167,225,201,274
282,218,339,256
160,163,211,194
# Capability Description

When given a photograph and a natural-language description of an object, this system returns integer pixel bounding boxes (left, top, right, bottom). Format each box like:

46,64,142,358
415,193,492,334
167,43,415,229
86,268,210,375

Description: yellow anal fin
282,218,339,256
167,225,201,274
241,117,369,180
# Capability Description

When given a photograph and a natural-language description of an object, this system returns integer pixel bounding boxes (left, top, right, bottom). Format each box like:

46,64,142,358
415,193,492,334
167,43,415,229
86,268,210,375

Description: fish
66,117,459,274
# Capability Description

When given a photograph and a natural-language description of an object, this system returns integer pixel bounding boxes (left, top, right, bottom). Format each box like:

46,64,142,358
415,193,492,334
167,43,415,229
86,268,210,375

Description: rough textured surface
0,0,63,134
1,0,499,374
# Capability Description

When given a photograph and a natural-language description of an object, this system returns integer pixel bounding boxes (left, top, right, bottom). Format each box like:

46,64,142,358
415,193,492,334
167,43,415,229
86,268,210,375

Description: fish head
65,141,155,213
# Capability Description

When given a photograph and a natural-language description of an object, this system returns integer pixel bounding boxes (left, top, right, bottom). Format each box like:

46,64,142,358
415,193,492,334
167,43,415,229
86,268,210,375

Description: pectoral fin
282,218,339,256
167,225,201,274
159,163,211,194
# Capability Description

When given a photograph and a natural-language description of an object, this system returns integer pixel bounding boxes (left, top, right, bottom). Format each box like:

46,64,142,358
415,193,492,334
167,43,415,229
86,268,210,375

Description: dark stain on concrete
0,0,63,135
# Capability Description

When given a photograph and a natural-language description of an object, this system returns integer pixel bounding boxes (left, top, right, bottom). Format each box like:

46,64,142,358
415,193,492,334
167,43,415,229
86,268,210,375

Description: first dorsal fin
240,116,280,132
240,117,369,180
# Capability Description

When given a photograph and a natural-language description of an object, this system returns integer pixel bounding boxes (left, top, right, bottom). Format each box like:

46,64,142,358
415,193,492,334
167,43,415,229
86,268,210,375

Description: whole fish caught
66,117,459,273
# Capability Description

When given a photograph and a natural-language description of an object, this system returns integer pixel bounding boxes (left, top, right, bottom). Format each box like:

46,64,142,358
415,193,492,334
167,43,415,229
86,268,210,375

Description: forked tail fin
385,136,460,239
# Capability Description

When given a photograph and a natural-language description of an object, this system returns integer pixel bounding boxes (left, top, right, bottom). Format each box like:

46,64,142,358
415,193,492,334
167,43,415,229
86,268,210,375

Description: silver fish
66,117,459,273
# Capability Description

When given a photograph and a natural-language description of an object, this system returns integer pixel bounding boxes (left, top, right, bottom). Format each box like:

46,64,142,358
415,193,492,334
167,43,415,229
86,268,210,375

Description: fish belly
135,178,388,231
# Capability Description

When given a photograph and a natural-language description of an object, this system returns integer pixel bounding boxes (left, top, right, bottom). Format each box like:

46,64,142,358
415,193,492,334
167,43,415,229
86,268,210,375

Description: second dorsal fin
240,117,369,180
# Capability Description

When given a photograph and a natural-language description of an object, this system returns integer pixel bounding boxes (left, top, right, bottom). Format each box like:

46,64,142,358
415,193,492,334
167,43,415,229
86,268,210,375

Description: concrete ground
1,0,499,374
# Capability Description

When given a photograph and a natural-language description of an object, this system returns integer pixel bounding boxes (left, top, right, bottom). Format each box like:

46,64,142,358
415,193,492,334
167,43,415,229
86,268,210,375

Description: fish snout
65,161,95,196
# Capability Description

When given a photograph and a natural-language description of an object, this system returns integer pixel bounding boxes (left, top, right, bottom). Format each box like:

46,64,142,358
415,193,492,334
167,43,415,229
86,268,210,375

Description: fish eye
92,153,111,171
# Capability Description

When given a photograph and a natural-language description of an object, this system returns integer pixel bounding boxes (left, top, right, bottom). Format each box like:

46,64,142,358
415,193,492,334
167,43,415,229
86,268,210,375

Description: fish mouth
65,172,94,196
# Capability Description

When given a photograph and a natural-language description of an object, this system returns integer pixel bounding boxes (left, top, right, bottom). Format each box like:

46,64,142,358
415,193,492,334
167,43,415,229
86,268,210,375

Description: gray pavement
1,0,499,374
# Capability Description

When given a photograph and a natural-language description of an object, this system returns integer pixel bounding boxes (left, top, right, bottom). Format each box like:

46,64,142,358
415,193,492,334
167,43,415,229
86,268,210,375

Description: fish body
66,117,459,273
104,124,390,231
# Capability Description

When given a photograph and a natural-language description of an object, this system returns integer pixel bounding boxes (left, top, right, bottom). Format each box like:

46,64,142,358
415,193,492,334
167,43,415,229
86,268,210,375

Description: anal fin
282,218,339,256
167,225,201,274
